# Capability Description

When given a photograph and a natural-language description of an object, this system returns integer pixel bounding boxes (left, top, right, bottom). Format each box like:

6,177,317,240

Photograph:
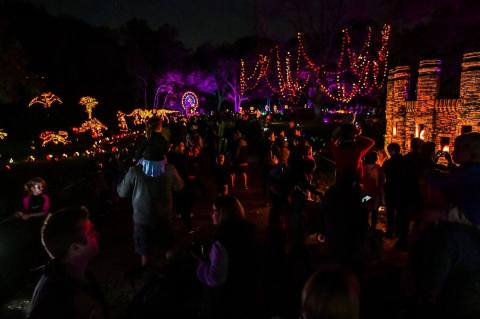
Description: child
17,177,50,221
214,153,231,195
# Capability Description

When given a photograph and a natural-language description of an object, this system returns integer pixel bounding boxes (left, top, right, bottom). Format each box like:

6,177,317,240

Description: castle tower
458,52,480,135
417,60,442,100
385,66,410,150
414,60,442,142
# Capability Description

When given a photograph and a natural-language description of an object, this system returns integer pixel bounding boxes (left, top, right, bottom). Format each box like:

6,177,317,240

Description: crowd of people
9,111,480,319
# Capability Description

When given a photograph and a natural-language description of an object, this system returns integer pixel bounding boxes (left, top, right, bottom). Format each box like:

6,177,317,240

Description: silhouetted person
28,207,106,319
382,143,403,238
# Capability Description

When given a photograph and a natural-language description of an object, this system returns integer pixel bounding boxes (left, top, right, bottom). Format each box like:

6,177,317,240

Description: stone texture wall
385,52,480,153
458,52,480,135
385,66,409,150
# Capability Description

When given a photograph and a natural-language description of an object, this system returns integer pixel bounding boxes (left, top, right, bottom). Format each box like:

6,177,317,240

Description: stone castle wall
385,52,480,153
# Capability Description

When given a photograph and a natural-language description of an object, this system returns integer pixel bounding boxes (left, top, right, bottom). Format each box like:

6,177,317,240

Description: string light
240,24,391,104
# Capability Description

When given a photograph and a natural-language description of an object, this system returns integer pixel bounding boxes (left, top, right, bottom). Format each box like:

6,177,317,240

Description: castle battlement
385,52,480,152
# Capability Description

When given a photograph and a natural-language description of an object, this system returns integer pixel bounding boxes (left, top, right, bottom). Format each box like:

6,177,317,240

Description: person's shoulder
165,163,179,174
29,269,75,317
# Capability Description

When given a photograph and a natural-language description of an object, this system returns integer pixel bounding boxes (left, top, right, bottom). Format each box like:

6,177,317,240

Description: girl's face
31,183,44,196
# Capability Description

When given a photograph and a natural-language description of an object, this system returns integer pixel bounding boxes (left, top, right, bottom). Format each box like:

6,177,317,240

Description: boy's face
177,142,185,153
217,155,225,165
31,183,44,196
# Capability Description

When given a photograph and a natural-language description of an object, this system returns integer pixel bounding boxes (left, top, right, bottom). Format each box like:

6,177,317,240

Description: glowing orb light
28,92,63,108
181,91,199,115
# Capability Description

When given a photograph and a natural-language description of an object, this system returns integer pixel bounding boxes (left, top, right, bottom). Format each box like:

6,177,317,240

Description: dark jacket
117,164,183,225
29,262,107,319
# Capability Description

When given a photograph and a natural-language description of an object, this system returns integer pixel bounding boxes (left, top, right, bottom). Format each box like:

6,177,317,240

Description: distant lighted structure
75,96,107,138
126,108,179,125
79,96,99,119
73,119,108,138
385,52,480,153
181,91,199,115
28,92,63,108
0,129,7,140
117,111,129,131
39,130,70,147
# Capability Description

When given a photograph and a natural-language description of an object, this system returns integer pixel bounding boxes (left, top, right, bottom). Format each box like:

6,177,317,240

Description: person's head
268,130,276,142
24,177,46,196
212,195,245,226
339,123,356,142
288,120,295,129
190,145,201,157
364,151,378,165
233,130,243,141
279,147,290,164
278,130,286,138
295,128,302,137
421,141,436,160
410,138,424,153
176,142,186,154
303,145,314,158
386,143,401,157
453,132,480,165
41,207,99,263
216,153,225,165
302,266,360,319
143,143,166,161
148,117,163,133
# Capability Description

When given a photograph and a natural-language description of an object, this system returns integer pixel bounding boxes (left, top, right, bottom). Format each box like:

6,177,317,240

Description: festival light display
39,130,70,147
79,96,99,119
0,129,7,140
117,111,129,131
74,96,108,138
28,92,63,108
240,25,391,104
181,91,199,115
125,108,178,126
73,118,108,138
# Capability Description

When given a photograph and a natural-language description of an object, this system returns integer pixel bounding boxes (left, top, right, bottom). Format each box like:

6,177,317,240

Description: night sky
27,0,476,48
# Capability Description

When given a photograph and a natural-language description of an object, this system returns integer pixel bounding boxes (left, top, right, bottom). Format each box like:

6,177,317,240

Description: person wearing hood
118,143,184,267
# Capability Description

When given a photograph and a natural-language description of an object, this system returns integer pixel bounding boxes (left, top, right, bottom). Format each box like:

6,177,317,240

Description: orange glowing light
79,96,99,119
0,129,7,140
117,111,129,131
74,118,108,138
126,108,178,126
28,92,63,108
39,131,70,147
